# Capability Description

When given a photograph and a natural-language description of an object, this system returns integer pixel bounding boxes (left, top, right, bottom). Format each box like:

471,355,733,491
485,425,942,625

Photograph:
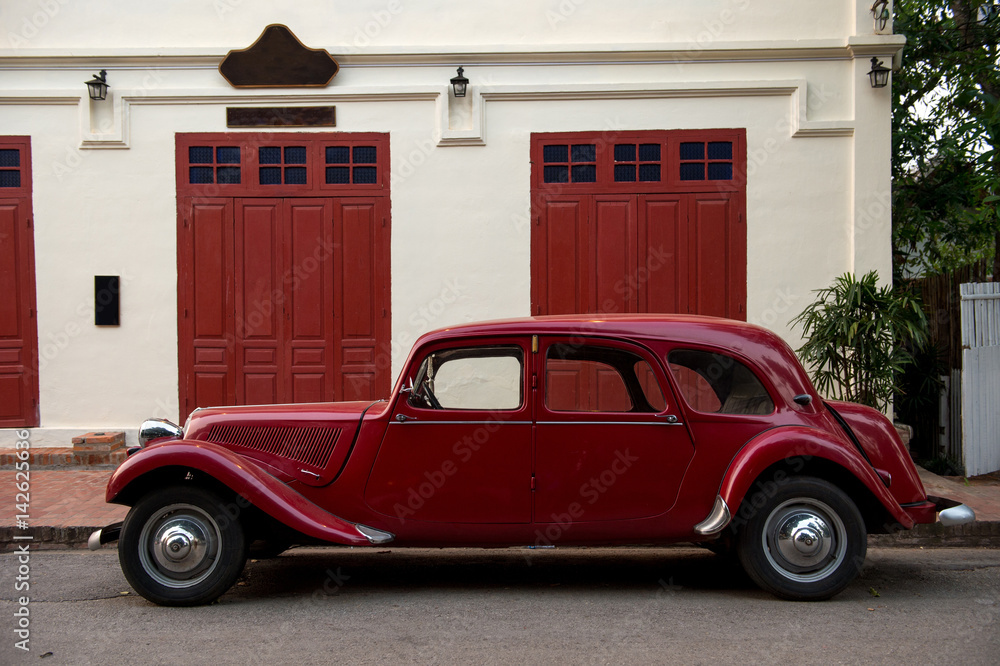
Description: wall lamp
871,1,890,32
868,57,890,89
450,67,469,98
85,70,109,101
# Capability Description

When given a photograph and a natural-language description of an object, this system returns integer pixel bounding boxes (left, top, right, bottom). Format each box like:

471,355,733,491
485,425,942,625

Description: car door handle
396,414,416,423
656,414,680,424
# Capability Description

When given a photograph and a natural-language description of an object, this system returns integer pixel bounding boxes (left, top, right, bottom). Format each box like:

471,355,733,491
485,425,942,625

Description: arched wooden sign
219,24,339,88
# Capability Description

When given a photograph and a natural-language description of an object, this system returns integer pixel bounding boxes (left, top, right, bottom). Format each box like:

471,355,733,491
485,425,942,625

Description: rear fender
106,440,372,546
719,427,914,531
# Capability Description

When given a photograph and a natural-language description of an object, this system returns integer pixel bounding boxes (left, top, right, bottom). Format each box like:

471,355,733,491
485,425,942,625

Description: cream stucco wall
0,0,904,443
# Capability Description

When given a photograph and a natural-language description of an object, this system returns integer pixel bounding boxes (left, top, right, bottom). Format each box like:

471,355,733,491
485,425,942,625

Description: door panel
0,200,37,426
592,196,635,313
639,195,686,314
689,194,733,318
535,198,587,315
534,338,695,523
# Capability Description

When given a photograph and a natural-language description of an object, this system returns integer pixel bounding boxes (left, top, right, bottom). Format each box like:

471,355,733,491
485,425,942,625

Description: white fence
960,282,1000,476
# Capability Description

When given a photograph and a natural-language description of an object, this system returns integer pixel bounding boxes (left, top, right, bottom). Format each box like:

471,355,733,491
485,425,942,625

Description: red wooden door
530,130,746,320
0,138,39,427
179,196,386,414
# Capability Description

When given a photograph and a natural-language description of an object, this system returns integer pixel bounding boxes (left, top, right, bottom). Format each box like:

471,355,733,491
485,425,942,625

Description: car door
365,339,532,523
534,337,695,523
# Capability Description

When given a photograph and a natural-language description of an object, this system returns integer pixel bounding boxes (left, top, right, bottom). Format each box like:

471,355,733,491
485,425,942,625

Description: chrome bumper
87,522,122,551
930,495,977,527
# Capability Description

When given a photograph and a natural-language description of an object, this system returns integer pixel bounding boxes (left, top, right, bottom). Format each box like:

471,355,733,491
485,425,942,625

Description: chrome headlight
138,418,183,447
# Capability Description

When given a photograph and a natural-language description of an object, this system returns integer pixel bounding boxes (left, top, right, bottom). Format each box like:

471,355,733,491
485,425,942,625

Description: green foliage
791,271,929,411
892,0,1000,276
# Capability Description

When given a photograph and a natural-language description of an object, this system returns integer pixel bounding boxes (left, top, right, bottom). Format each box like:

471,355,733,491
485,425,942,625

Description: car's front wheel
119,486,247,606
736,476,866,601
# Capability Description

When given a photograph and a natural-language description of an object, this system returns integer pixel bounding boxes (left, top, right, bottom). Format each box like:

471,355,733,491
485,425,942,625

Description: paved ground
0,546,997,664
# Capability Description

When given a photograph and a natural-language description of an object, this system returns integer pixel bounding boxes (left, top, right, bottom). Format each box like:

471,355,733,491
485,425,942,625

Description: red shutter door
286,198,336,403
638,194,687,314
0,198,38,427
235,199,283,405
533,196,589,315
179,198,236,410
688,192,745,318
592,195,636,314
334,198,386,401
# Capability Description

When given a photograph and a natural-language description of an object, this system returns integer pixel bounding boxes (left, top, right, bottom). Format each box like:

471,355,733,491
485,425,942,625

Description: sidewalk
1,462,998,550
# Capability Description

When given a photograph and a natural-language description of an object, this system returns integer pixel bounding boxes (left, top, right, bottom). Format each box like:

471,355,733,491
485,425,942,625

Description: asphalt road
1,546,998,664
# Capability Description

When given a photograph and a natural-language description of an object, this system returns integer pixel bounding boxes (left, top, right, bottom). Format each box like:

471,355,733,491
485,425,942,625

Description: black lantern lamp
86,70,109,101
450,67,469,98
871,1,890,32
868,57,890,89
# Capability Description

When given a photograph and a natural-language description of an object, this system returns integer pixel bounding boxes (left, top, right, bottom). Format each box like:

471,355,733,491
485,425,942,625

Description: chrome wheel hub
138,503,221,588
762,498,846,583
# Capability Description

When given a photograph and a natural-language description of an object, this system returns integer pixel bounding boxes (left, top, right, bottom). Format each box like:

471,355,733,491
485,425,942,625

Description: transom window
679,141,734,181
545,343,666,413
667,349,773,415
614,143,662,183
188,146,242,185
543,144,597,183
325,145,378,185
259,146,307,185
409,345,524,411
0,148,22,188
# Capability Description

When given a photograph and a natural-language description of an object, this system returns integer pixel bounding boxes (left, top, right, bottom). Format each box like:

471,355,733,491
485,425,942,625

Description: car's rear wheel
736,476,866,601
119,486,247,606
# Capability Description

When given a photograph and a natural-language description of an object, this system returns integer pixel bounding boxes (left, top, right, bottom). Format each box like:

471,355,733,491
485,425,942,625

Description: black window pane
216,167,241,184
353,146,377,164
0,149,20,167
189,166,214,184
544,165,569,183
543,145,568,163
326,166,350,184
284,146,307,164
189,146,214,164
353,166,378,184
216,146,241,164
679,142,704,160
571,165,596,182
571,144,595,162
285,166,308,184
0,171,21,187
259,166,281,184
259,147,281,164
638,143,661,161
326,146,350,164
680,163,705,181
614,144,636,162
614,164,636,182
638,164,661,182
707,142,733,160
707,163,733,180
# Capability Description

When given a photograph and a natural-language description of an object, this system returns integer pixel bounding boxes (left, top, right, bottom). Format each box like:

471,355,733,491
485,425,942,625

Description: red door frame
0,136,39,427
175,132,391,418
530,130,747,320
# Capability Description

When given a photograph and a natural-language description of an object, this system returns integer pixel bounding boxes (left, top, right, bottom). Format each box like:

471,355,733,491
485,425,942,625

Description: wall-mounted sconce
85,70,109,101
868,57,890,89
871,1,891,32
450,67,469,98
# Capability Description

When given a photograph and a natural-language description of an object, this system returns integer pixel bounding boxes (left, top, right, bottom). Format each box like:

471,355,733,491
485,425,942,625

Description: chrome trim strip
355,524,395,545
390,420,532,425
536,421,684,426
939,504,976,527
694,496,731,535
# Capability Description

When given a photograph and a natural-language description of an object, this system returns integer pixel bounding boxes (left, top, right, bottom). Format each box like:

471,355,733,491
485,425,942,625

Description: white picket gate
960,282,1000,476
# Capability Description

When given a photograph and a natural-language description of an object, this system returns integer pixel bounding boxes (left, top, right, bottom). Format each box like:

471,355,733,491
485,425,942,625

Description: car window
545,343,666,413
667,349,774,415
409,345,523,410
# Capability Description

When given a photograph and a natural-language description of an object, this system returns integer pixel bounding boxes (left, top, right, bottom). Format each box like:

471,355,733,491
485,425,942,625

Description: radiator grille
207,425,341,469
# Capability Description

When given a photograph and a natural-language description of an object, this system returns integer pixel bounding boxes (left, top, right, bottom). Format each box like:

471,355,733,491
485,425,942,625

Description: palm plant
791,271,929,412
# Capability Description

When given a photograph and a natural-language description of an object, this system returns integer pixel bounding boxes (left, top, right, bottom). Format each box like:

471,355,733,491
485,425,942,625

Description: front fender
106,439,372,546
718,426,914,531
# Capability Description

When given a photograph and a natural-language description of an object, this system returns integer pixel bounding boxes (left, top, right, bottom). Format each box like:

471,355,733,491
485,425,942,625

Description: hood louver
207,425,341,469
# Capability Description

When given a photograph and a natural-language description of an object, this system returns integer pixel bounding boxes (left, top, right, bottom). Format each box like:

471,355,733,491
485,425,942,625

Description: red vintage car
90,315,974,605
